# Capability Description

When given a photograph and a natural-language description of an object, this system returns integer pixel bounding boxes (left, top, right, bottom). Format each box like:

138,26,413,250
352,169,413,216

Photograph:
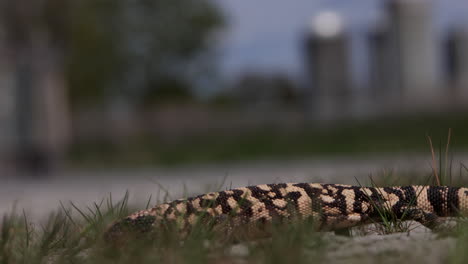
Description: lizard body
106,183,468,239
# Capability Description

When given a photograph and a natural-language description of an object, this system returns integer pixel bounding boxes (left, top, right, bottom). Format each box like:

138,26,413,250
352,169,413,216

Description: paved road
1,153,468,220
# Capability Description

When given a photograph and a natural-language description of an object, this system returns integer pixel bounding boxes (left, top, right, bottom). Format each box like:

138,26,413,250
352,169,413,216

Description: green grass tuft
0,192,328,264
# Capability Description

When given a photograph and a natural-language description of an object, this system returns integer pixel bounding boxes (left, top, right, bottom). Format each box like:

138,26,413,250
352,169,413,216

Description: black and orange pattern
106,183,468,239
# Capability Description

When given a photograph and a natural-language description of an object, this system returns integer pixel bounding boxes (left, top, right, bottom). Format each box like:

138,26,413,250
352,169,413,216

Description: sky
215,0,468,86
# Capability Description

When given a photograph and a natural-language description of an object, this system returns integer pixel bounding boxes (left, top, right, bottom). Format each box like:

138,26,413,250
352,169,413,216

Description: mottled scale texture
105,183,468,239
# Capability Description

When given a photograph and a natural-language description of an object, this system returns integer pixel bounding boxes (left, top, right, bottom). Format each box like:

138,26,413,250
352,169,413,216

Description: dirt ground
225,221,457,264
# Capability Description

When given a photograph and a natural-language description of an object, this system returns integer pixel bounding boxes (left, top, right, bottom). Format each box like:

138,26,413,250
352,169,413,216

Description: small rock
228,244,249,257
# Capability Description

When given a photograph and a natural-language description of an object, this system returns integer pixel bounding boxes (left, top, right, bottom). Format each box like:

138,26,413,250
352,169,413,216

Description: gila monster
105,183,468,239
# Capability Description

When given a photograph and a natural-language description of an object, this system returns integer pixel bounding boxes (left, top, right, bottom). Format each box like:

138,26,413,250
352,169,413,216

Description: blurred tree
231,73,299,108
66,0,224,108
142,77,193,106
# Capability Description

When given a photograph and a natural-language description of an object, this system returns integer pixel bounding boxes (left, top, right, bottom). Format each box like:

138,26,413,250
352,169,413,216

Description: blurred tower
304,11,352,120
0,1,70,175
368,21,400,102
446,28,468,102
386,0,440,106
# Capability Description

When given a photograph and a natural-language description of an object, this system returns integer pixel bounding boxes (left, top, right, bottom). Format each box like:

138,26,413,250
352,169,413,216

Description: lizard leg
323,213,371,230
400,207,443,230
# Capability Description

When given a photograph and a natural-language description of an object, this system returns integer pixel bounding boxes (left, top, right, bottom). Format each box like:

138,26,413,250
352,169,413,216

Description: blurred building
446,28,468,102
366,0,448,114
385,0,440,107
304,11,352,120
368,20,401,109
0,2,70,174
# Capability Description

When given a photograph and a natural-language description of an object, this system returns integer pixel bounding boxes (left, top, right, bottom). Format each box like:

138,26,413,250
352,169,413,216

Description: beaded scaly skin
105,183,468,239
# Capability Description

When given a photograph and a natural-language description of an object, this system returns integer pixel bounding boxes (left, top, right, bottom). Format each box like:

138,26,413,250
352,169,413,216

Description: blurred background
1,0,468,218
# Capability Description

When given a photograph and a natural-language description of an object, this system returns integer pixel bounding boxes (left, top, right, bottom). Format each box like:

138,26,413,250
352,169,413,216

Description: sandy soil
225,221,457,264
